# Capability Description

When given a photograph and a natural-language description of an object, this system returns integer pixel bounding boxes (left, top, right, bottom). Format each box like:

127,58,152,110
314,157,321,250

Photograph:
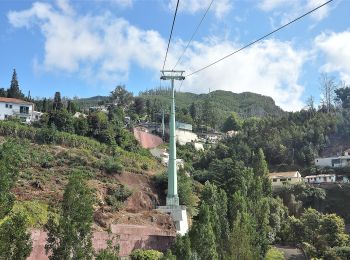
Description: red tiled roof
0,97,33,105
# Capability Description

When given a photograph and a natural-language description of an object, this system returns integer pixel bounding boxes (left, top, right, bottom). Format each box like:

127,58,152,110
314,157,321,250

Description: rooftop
0,97,33,105
269,171,300,178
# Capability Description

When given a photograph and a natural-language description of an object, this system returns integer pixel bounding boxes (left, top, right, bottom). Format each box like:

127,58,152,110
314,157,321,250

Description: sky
0,0,349,111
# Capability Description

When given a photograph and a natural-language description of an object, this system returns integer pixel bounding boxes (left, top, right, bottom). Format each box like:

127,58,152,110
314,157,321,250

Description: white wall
176,129,198,145
0,102,34,122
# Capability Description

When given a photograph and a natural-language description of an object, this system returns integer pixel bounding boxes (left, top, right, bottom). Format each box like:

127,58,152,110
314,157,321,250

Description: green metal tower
160,70,185,207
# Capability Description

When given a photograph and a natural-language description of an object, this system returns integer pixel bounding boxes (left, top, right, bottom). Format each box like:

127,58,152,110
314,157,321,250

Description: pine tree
52,92,63,111
189,203,218,260
0,88,7,97
45,171,94,260
0,212,32,260
252,149,271,195
42,98,48,112
7,69,24,99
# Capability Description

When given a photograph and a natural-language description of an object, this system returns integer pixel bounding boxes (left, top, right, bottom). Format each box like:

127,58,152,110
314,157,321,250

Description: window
9,104,12,108
272,179,277,182
324,177,327,182
5,104,8,108
20,106,29,114
287,178,291,181
4,115,8,119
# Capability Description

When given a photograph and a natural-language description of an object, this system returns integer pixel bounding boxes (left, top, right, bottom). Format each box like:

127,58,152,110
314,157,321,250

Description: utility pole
160,70,185,207
161,109,165,141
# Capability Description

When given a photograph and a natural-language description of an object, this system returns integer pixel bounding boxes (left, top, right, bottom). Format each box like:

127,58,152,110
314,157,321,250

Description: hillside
0,122,174,232
141,90,285,123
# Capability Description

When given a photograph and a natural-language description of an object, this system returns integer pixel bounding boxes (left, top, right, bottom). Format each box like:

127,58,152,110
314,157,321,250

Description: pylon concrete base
157,205,188,236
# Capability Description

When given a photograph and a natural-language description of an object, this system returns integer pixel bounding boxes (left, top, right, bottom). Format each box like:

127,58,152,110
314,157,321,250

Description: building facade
0,97,35,123
269,171,303,188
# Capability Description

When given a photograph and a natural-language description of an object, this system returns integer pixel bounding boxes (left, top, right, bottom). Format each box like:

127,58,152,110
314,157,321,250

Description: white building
160,151,184,170
269,171,303,188
175,122,198,145
0,97,36,123
315,150,350,168
304,174,336,184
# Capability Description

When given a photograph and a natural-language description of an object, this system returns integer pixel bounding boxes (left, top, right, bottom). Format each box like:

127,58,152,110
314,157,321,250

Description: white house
0,97,36,123
315,150,350,168
304,174,336,184
269,171,303,188
160,151,184,170
175,122,198,145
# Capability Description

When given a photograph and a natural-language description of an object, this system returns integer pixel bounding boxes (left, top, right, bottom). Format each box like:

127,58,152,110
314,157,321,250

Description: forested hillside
140,89,285,128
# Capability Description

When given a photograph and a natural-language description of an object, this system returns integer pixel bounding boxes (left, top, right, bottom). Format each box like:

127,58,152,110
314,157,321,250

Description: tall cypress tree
7,69,24,99
52,92,63,111
189,203,218,260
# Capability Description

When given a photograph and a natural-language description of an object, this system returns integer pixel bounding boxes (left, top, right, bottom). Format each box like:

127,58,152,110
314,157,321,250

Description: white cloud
176,38,307,111
258,0,332,25
168,0,233,18
8,1,165,83
8,0,308,111
315,30,350,82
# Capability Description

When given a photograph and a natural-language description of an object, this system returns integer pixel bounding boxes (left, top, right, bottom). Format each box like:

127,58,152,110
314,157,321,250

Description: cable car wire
172,0,214,70
185,0,333,77
162,0,180,71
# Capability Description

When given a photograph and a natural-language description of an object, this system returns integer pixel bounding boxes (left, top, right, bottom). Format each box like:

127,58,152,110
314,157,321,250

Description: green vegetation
265,247,284,260
130,249,163,260
45,171,94,260
0,213,32,260
141,89,284,128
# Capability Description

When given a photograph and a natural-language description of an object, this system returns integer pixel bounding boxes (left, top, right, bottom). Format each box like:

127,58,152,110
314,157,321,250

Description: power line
186,0,333,77
173,0,214,70
162,0,180,71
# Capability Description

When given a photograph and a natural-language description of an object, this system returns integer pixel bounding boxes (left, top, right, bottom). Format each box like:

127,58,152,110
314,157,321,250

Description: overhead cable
162,0,180,71
186,0,333,77
172,0,215,70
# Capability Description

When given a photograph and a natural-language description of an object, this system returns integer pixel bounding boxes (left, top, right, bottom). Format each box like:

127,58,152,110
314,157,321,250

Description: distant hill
75,90,285,124
75,95,109,109
141,90,285,123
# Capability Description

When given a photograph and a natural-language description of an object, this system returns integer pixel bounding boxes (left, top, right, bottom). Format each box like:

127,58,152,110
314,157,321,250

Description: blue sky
0,0,349,111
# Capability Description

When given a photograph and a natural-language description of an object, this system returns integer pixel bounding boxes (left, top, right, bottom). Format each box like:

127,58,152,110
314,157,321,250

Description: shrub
106,184,133,211
265,247,284,260
12,201,50,228
130,249,163,260
103,157,124,174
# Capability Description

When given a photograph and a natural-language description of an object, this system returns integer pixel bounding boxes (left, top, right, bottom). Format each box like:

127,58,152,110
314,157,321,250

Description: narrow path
274,245,306,260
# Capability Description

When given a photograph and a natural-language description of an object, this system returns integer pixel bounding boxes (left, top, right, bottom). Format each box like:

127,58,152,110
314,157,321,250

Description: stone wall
28,224,176,259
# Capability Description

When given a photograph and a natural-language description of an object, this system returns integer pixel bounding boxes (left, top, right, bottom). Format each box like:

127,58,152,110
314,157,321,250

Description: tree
74,116,89,136
252,148,271,195
320,74,337,113
0,88,7,97
52,92,63,111
189,102,197,123
0,212,32,260
110,85,133,110
7,69,24,99
227,212,258,260
42,98,49,112
335,85,350,109
48,110,74,133
45,171,94,260
172,234,192,260
189,203,218,260
222,112,242,132
67,100,78,114
133,97,145,115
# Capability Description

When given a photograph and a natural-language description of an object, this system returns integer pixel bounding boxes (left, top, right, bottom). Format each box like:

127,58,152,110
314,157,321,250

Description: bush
106,184,133,211
103,157,124,174
130,249,163,260
324,247,350,260
265,247,285,260
12,201,50,228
